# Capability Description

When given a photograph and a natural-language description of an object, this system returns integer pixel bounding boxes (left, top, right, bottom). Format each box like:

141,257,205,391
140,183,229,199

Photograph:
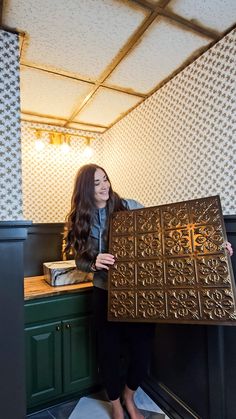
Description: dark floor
26,390,108,419
26,389,167,418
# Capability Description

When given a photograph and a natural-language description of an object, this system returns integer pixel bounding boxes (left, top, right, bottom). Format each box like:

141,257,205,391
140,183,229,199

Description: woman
65,163,233,419
65,164,154,419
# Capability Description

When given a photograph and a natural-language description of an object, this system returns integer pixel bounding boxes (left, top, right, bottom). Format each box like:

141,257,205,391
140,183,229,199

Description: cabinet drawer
25,290,93,324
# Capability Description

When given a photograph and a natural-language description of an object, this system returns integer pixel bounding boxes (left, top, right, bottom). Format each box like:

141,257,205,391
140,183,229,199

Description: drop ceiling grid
66,122,107,133
3,0,148,80
20,67,94,119
73,87,143,126
166,0,236,33
2,0,236,131
21,114,68,127
106,16,210,94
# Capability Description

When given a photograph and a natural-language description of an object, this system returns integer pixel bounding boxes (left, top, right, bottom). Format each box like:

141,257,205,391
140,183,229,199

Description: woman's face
94,168,110,208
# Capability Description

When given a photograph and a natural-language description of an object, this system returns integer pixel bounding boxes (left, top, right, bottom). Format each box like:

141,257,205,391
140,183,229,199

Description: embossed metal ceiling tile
167,0,236,33
73,87,142,126
106,17,210,94
3,0,148,80
20,67,93,119
66,122,107,133
108,196,236,325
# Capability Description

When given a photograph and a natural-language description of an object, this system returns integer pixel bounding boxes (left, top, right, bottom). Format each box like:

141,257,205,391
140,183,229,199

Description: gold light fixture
82,136,94,159
49,132,71,153
33,129,95,156
34,129,45,150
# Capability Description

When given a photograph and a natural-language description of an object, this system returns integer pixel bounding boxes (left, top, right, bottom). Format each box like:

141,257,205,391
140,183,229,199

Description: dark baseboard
142,377,200,419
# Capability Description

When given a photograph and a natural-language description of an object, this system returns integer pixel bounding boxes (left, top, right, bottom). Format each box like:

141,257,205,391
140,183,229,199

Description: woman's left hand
225,241,233,256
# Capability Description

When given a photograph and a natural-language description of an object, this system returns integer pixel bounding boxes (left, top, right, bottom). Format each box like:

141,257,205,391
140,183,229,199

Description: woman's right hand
95,253,115,270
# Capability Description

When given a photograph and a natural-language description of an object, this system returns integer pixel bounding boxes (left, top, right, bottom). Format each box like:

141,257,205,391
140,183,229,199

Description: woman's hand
225,241,233,257
95,253,115,270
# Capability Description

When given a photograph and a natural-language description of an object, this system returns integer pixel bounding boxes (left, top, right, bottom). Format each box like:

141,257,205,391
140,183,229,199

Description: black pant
93,287,155,401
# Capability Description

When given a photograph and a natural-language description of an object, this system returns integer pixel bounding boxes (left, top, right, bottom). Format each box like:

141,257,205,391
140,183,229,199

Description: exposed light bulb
35,129,45,150
61,142,70,153
35,139,45,151
83,146,94,159
83,137,94,159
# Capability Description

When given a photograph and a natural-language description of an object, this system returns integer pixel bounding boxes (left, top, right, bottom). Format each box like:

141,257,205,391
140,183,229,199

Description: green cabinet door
63,315,97,394
25,321,62,407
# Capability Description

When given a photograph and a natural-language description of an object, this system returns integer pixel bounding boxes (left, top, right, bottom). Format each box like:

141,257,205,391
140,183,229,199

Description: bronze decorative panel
108,196,236,325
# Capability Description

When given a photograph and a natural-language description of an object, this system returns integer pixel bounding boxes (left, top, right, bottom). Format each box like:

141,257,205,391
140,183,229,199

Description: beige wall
0,30,23,220
21,123,103,222
102,28,236,216
21,28,236,222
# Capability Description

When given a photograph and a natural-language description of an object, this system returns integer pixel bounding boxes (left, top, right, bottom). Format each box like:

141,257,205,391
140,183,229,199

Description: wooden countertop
24,276,93,300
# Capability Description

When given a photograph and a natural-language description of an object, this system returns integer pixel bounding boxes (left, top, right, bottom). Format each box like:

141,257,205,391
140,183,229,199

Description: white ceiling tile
74,88,142,126
167,0,236,33
107,17,210,94
20,67,93,119
3,0,148,80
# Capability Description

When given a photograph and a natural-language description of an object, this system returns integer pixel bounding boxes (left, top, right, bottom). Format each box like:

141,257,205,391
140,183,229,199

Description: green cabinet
25,290,98,410
25,321,62,405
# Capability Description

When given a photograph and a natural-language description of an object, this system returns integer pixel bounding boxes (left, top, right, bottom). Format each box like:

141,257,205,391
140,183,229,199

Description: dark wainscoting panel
23,218,236,418
144,215,236,419
0,221,31,419
24,223,64,277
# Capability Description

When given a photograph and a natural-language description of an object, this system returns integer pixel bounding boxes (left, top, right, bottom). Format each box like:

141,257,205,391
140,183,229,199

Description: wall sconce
34,130,45,151
49,132,71,153
33,129,95,156
83,136,94,159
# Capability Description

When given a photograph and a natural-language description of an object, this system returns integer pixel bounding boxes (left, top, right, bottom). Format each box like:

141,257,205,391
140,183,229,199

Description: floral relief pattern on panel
110,290,136,319
138,290,166,319
136,208,161,232
137,260,163,287
137,232,162,258
167,289,200,320
165,257,196,287
108,196,236,324
201,289,236,321
111,262,135,288
196,255,231,286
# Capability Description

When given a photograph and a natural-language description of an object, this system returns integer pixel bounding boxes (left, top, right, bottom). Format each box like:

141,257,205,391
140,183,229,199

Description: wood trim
65,0,220,128
21,63,145,97
0,23,25,36
21,111,107,129
142,378,200,419
156,7,219,40
0,0,3,27
21,62,96,85
130,0,219,39
64,8,161,126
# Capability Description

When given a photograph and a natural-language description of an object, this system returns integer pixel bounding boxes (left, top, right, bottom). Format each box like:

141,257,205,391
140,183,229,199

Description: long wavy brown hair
64,164,126,259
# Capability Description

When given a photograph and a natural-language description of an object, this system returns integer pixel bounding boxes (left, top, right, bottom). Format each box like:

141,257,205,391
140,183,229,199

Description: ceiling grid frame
1,0,235,132
64,0,219,127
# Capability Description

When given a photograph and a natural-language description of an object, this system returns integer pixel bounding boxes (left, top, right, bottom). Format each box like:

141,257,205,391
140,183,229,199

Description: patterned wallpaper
15,28,236,222
102,28,236,216
21,123,103,222
0,29,23,220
